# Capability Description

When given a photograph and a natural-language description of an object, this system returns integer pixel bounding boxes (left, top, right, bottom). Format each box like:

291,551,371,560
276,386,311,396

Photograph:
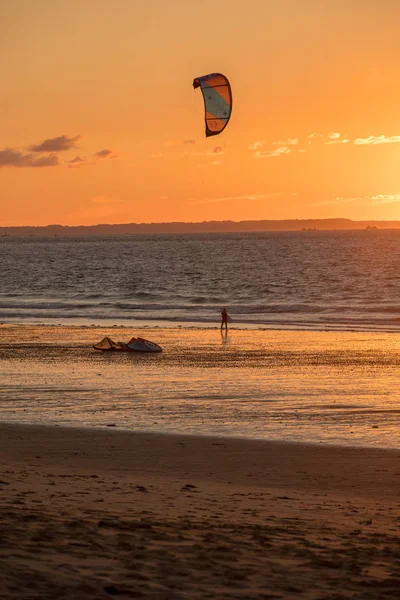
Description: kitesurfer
221,307,229,332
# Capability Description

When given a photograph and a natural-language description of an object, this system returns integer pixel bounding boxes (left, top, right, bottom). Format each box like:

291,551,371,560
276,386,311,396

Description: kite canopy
93,336,162,353
193,73,232,137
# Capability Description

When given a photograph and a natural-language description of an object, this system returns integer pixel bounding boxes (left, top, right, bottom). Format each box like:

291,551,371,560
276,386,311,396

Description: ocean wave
4,231,400,332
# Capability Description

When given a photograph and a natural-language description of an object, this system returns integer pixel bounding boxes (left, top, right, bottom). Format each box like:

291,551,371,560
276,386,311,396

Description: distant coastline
0,218,398,237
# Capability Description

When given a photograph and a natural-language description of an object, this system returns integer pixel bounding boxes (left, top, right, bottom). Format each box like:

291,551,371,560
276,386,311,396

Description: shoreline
1,423,399,598
3,319,400,334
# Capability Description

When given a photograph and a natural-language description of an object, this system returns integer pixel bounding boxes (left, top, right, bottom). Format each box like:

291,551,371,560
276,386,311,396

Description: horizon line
1,217,400,230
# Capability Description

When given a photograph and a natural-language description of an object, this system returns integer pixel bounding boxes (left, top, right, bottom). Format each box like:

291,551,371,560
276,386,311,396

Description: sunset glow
2,0,400,226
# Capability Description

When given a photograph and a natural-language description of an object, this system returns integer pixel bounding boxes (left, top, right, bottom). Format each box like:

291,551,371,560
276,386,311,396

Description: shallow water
1,325,399,448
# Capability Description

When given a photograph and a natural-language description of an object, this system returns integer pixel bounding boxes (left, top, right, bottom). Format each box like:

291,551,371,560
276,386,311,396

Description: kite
193,73,232,137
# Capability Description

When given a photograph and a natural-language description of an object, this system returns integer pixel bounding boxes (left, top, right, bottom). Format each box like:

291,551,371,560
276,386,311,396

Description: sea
2,230,400,331
1,231,400,449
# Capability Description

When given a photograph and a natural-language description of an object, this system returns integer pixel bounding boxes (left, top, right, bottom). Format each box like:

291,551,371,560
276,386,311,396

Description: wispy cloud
369,194,400,204
66,156,95,169
325,138,351,145
254,147,291,158
324,133,350,145
273,138,298,146
0,148,59,168
307,132,350,145
307,132,400,146
248,141,266,150
354,135,400,145
310,193,400,207
94,148,118,159
191,193,280,205
30,134,81,152
249,139,297,150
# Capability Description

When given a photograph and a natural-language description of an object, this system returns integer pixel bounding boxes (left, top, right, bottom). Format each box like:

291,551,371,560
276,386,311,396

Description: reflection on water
0,325,399,449
220,330,230,345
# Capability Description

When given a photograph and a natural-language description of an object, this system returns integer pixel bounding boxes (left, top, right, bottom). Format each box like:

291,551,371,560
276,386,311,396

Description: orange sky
1,0,400,226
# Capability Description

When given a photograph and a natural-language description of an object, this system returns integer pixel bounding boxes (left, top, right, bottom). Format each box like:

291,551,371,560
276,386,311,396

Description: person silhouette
221,307,229,332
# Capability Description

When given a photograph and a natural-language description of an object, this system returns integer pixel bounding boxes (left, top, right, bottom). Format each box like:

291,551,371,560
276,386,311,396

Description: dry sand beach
0,425,399,599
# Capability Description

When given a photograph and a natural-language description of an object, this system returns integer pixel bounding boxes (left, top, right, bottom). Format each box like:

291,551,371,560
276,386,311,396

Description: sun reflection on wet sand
1,324,399,448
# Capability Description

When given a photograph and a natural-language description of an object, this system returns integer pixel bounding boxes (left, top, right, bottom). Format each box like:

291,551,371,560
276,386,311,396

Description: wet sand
2,323,400,447
1,423,399,599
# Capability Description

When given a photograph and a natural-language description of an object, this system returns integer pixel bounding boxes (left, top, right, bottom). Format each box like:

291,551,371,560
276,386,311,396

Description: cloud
325,138,351,145
272,138,298,146
324,132,350,145
354,135,400,145
184,140,196,144
156,195,168,200
308,131,400,146
191,193,280,205
369,194,400,204
306,132,350,145
307,133,321,142
32,154,60,167
211,146,224,155
94,148,118,159
310,193,397,207
66,156,95,169
67,156,84,164
248,141,266,150
318,194,400,206
312,193,400,207
254,146,291,158
30,134,81,152
0,147,59,168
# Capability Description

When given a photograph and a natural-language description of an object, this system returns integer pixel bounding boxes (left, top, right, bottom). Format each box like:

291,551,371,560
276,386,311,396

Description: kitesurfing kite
193,73,232,137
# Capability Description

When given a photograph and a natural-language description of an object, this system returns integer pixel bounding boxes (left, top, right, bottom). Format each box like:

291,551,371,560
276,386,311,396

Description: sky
1,0,400,226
